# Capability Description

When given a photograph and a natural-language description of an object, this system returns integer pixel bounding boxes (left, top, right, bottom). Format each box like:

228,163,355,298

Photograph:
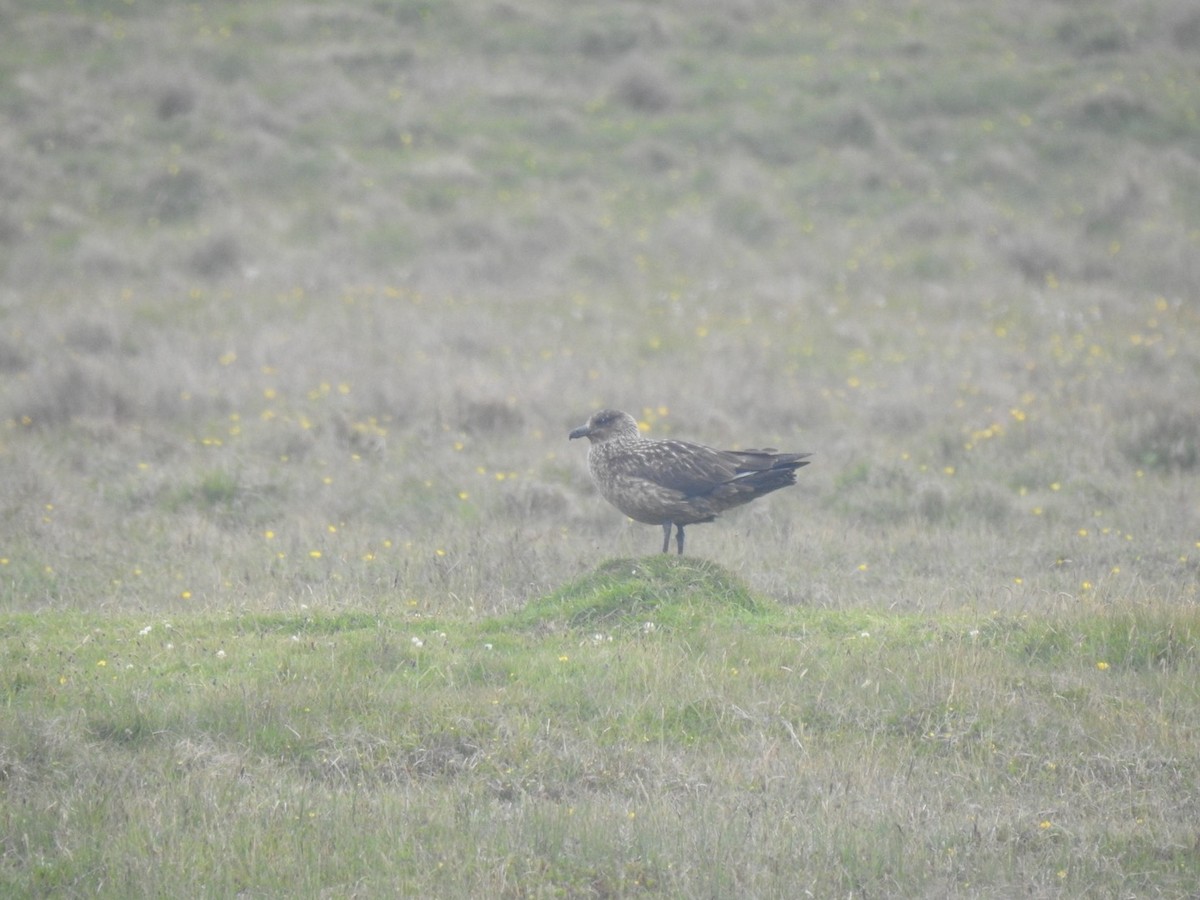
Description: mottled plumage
569,409,810,554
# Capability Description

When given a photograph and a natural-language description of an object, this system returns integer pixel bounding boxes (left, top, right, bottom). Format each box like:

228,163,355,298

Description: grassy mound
506,556,765,630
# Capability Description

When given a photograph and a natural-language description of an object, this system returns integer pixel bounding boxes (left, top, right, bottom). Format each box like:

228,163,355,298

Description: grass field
2,0,1199,896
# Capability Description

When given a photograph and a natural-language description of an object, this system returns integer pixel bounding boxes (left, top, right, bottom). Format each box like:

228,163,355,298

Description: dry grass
2,0,1199,896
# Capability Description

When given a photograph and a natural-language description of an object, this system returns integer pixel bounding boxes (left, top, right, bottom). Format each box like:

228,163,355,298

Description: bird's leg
676,524,685,555
660,522,672,554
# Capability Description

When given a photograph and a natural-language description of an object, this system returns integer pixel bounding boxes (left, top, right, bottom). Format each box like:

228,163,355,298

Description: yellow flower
1096,661,1109,671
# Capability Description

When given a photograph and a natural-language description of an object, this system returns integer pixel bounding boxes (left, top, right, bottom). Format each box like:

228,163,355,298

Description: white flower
411,636,424,648
138,625,152,637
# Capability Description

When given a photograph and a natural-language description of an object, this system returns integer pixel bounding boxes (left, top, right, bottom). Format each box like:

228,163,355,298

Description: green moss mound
507,556,766,631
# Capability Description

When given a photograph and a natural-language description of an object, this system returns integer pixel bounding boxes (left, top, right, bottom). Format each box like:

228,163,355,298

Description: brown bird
569,409,810,554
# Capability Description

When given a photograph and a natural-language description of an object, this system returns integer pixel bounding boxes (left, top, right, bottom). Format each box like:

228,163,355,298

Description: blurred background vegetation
1,0,1197,611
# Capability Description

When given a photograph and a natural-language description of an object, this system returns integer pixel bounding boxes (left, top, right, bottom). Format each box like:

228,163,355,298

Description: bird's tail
727,450,811,493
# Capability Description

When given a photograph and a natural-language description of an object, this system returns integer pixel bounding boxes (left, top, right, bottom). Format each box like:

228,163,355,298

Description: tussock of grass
507,556,763,630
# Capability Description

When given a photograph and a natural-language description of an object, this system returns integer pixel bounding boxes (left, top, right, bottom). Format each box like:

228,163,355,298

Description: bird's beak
568,424,590,440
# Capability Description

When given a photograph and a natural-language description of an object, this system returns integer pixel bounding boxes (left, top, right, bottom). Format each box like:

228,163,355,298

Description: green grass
4,581,1200,897
506,556,765,629
2,0,1200,895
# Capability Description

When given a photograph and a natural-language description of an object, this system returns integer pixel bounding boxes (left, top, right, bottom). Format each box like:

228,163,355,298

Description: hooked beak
568,424,591,440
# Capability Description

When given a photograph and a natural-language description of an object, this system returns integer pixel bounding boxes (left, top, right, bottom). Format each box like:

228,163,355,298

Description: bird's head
569,409,640,443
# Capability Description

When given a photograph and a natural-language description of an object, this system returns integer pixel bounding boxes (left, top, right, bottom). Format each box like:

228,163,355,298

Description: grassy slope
2,0,1200,895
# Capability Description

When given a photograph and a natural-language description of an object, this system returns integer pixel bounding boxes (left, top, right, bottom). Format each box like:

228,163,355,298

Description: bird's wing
609,439,738,498
725,449,812,472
